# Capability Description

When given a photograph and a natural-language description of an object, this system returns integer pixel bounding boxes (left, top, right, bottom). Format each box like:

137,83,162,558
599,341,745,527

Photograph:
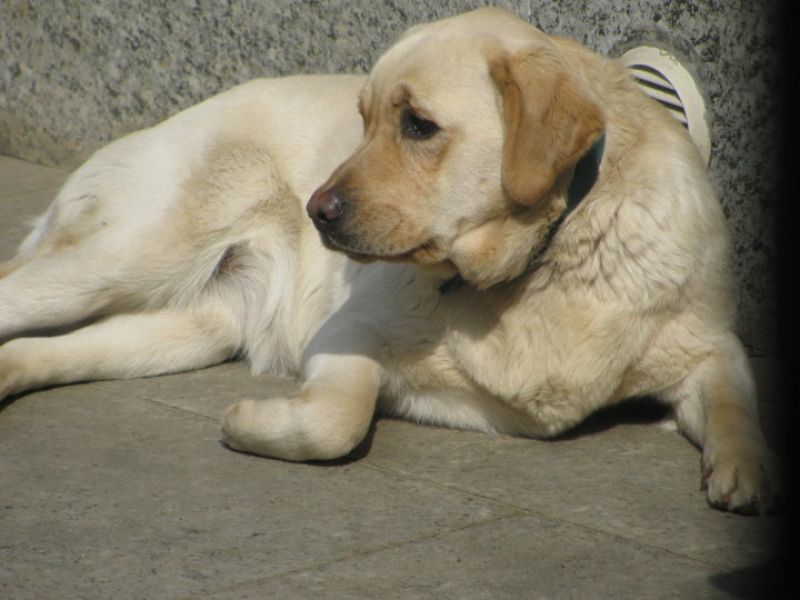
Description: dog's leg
0,302,240,400
0,249,125,340
662,333,781,514
221,322,381,462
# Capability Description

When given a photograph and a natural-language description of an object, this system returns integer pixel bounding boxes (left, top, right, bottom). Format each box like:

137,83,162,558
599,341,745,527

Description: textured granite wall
0,0,783,350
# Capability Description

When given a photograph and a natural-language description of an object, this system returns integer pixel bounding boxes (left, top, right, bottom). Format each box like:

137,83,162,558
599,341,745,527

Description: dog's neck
439,133,606,296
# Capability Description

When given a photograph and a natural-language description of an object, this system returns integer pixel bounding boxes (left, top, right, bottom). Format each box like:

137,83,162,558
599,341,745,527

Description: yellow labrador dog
0,8,779,513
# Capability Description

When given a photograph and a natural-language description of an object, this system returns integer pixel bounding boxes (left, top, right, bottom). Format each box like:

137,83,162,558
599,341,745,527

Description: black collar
439,133,605,296
565,132,605,218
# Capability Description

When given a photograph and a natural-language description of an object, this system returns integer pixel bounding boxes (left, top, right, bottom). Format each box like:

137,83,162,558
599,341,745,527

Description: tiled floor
0,155,786,598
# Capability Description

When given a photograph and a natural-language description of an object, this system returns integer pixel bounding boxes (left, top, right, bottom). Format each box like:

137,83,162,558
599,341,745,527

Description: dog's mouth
321,232,444,265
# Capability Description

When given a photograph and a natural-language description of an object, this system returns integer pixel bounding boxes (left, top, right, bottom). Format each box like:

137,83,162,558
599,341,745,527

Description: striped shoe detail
627,63,689,127
619,46,711,165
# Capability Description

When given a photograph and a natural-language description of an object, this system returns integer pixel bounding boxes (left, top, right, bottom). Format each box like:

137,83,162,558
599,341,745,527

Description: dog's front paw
701,440,782,515
221,396,367,462
222,399,281,456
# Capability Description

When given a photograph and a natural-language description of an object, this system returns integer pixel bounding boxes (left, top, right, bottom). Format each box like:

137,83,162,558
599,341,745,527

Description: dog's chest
438,287,653,414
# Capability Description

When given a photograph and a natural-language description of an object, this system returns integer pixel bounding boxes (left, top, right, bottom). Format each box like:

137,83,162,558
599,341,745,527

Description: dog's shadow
228,396,672,465
312,396,672,466
552,396,672,441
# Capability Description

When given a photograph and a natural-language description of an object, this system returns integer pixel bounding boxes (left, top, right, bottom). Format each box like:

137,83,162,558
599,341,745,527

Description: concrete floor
0,155,786,599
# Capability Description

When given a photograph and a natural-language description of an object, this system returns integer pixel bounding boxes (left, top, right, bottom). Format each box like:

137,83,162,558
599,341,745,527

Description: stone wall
0,0,784,350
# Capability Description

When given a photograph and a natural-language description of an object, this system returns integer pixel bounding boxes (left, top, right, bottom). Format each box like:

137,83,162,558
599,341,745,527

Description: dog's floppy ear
488,44,605,206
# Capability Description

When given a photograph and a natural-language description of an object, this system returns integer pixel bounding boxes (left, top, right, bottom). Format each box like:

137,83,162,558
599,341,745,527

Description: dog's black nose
307,188,347,232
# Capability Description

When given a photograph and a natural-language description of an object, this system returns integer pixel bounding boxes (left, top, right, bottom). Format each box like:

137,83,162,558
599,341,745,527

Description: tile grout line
355,461,733,572
90,381,227,423
178,511,528,600
0,155,71,172
0,185,65,204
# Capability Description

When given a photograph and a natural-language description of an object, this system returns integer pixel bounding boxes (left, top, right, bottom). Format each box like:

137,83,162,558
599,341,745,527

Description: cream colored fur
0,8,779,513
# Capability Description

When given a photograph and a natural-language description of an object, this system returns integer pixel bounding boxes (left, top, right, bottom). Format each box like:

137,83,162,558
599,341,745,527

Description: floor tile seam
360,459,536,515
89,381,225,424
357,460,729,571
0,155,71,173
181,511,529,599
0,185,64,203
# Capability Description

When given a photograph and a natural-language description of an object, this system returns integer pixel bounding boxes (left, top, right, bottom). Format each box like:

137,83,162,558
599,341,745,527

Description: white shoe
620,46,712,166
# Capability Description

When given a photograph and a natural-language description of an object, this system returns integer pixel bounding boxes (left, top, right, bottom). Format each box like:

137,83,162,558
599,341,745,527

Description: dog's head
307,7,605,288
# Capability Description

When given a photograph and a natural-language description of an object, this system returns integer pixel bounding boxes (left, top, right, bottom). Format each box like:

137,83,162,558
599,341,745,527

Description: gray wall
0,0,783,351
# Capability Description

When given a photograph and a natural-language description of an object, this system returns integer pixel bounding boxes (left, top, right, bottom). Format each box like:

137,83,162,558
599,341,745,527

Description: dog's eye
400,108,439,140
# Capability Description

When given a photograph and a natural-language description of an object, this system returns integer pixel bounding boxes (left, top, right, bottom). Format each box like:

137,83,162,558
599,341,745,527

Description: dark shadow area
552,396,671,441
0,387,46,414
772,2,793,595
709,556,788,599
0,392,20,414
